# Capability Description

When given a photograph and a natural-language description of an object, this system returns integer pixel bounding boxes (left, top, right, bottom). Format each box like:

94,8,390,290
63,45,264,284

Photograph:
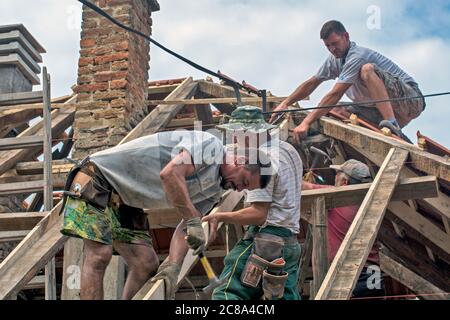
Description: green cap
216,105,276,133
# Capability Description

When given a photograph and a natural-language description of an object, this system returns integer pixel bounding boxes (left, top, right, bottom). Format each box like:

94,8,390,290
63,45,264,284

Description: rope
263,91,450,115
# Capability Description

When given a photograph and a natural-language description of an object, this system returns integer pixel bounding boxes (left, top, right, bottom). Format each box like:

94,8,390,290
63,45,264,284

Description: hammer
198,252,227,294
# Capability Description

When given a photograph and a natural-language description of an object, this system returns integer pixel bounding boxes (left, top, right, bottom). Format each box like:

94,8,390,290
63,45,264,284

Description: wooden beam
133,191,244,300
349,144,450,220
377,220,450,291
0,230,30,242
386,201,450,264
0,105,42,129
147,96,292,106
0,135,43,151
14,159,73,175
298,225,313,295
0,180,45,196
0,211,47,231
320,117,450,182
0,172,66,187
0,105,75,176
121,77,197,144
379,250,449,300
147,83,180,96
315,148,408,300
300,176,438,224
196,80,254,114
0,202,67,299
311,197,328,297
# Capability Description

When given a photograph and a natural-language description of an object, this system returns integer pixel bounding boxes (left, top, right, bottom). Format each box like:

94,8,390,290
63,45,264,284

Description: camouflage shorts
348,64,425,128
61,196,152,247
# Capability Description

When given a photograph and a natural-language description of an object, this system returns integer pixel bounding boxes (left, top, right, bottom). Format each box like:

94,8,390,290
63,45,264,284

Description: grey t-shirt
245,140,303,234
89,131,224,214
315,41,417,102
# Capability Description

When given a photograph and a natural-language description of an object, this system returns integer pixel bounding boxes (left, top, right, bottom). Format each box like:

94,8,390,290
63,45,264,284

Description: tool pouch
240,233,285,287
59,159,85,215
262,269,288,300
77,170,110,210
240,253,270,288
253,233,285,261
60,158,110,214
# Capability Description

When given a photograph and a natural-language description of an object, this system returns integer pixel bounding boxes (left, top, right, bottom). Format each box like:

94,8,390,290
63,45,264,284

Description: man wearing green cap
203,106,303,300
302,159,385,297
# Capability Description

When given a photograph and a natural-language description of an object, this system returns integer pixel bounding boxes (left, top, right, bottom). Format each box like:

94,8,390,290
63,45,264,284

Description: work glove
186,216,205,255
150,260,181,300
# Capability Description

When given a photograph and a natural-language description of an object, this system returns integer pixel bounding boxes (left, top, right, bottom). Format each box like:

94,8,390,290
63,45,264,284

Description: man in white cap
302,159,385,298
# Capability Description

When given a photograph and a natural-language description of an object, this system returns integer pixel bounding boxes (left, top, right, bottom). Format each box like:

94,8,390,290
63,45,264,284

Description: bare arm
279,76,323,109
293,82,352,143
270,76,323,123
302,180,317,190
204,202,270,227
160,150,199,220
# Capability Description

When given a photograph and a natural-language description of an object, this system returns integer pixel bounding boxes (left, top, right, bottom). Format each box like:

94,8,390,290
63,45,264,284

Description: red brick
111,60,128,71
94,52,129,65
75,83,109,93
110,79,127,89
94,90,126,101
78,57,94,67
110,98,127,108
77,75,93,84
80,38,96,48
112,41,129,51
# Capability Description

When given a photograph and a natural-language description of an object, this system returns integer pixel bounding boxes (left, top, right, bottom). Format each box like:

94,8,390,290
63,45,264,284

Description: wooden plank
147,83,180,96
121,77,197,144
196,80,254,114
320,116,450,182
0,135,43,151
23,275,45,290
147,96,293,106
379,250,449,300
0,201,66,299
350,144,450,220
42,67,56,300
133,191,243,300
302,176,437,210
386,201,450,263
315,148,408,300
0,180,45,196
0,172,66,187
0,211,47,231
0,230,29,242
311,197,328,297
298,225,313,295
0,105,75,176
15,159,73,175
0,106,42,129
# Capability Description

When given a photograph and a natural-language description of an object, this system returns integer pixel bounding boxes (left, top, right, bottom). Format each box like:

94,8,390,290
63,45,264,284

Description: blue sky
1,0,449,147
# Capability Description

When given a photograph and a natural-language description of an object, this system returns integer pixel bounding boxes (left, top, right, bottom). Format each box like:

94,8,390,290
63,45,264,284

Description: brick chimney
72,0,160,159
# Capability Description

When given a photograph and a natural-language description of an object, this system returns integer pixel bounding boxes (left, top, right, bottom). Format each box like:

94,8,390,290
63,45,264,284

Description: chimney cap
0,24,46,54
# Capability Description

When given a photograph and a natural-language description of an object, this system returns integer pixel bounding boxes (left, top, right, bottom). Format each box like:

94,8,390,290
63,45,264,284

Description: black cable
263,91,450,115
77,0,257,95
